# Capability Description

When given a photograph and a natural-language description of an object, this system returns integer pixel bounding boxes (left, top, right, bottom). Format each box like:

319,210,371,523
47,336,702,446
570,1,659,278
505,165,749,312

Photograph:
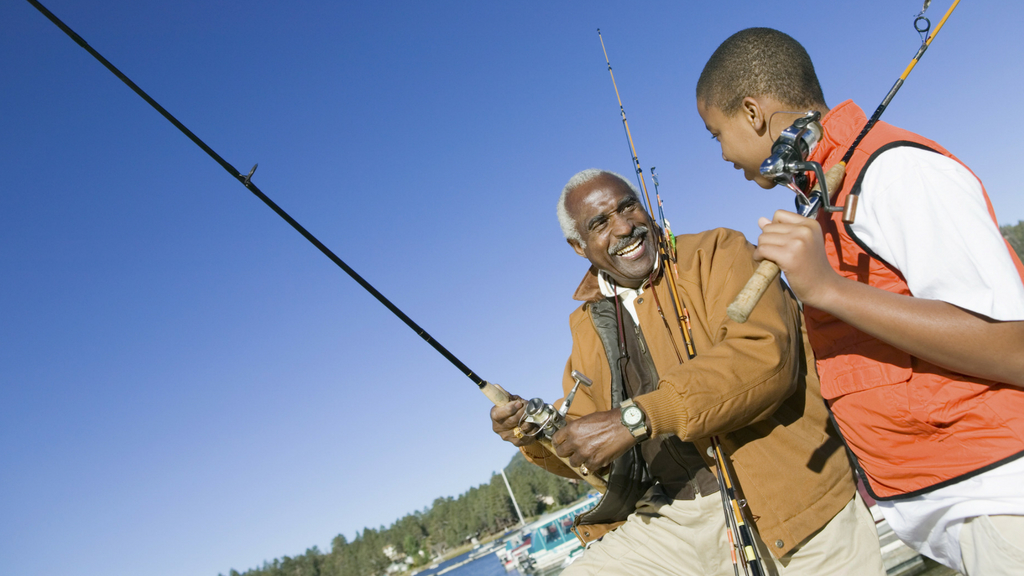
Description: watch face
623,405,643,427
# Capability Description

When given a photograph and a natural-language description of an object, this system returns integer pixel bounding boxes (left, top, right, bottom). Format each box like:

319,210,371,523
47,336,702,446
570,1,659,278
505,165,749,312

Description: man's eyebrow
586,213,608,231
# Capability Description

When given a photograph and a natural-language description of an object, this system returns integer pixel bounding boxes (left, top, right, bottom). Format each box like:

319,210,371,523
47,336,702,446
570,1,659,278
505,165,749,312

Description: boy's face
697,100,776,189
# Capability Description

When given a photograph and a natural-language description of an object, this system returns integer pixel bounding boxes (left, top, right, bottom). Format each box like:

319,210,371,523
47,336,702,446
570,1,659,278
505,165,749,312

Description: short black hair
697,28,826,115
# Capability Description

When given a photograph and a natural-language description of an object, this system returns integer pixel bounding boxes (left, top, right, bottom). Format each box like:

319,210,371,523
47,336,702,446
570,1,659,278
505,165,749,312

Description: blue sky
2,1,1022,575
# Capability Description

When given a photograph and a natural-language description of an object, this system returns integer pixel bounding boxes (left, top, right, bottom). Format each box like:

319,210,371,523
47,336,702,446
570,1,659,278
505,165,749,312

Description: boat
495,529,532,572
496,494,599,573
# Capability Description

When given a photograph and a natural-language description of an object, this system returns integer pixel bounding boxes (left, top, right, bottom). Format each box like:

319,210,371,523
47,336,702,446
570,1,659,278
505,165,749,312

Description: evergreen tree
223,451,590,576
1001,220,1024,262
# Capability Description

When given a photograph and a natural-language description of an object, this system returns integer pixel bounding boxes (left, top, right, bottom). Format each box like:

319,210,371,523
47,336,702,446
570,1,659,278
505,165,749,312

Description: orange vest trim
802,100,1024,499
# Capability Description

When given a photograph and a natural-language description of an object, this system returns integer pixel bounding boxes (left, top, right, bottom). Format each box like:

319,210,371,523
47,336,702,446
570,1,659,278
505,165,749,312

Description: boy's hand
753,210,840,308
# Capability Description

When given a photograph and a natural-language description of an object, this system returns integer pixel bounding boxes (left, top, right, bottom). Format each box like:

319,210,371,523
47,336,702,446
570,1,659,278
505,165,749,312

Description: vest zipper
635,325,647,355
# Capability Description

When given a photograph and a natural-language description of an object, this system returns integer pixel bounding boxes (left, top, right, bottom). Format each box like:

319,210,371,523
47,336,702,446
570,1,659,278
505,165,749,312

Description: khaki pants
959,515,1024,575
563,486,883,576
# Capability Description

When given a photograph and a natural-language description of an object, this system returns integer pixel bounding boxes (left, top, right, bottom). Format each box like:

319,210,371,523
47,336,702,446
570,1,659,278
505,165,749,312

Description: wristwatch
619,398,650,442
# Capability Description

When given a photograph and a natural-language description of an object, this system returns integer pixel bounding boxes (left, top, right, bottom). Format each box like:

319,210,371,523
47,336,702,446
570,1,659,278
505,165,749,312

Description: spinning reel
759,111,856,222
519,370,592,440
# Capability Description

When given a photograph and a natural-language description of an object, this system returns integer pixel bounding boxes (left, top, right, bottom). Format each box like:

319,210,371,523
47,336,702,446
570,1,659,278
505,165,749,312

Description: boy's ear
741,97,768,135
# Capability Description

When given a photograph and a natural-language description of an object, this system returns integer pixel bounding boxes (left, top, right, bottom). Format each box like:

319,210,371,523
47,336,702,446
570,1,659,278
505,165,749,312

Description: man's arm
632,229,801,441
755,210,1024,386
552,229,808,470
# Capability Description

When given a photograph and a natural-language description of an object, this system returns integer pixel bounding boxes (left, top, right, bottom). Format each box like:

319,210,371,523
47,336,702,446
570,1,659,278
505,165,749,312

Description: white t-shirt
851,146,1024,573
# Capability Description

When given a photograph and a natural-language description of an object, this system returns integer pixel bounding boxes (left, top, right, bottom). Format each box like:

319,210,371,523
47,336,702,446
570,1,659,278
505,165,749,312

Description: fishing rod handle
727,163,847,323
480,381,513,406
479,381,608,493
726,261,781,324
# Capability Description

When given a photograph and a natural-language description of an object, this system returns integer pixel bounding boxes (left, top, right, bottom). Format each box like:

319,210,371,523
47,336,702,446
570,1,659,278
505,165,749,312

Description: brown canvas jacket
523,227,855,558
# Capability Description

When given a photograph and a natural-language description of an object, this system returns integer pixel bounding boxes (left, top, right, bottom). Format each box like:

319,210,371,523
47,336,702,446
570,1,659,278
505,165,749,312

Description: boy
696,28,1024,575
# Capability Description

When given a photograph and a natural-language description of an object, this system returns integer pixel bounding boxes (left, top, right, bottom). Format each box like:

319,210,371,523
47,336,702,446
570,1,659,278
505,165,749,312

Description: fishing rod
598,28,697,360
26,0,606,492
649,168,674,255
711,437,764,576
597,31,764,576
727,0,960,323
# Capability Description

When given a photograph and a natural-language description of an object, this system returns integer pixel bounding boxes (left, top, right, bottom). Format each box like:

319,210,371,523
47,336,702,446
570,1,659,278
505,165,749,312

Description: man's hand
490,395,539,447
551,409,636,473
753,210,842,309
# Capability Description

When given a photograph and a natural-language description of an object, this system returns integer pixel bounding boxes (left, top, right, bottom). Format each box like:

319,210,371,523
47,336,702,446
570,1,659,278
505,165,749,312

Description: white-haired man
491,169,884,575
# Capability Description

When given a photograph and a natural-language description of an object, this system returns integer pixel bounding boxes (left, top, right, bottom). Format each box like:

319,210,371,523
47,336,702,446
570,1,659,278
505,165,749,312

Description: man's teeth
616,238,642,257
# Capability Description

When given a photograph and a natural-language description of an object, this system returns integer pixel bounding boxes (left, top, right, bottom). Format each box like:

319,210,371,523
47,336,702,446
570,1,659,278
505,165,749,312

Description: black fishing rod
28,0,483,386
27,0,482,385
25,0,610,490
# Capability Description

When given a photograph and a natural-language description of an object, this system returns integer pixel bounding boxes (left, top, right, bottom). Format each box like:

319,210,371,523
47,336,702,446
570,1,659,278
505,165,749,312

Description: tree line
220,451,589,576
1002,220,1024,262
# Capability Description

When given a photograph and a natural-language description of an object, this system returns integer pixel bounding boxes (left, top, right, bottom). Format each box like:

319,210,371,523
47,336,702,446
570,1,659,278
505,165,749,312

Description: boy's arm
755,210,1024,386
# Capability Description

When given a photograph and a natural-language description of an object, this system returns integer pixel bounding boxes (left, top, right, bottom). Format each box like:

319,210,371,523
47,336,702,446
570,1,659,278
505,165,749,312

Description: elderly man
490,169,884,575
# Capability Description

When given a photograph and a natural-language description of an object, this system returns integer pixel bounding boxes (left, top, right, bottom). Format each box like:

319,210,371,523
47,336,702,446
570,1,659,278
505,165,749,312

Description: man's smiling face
566,174,657,288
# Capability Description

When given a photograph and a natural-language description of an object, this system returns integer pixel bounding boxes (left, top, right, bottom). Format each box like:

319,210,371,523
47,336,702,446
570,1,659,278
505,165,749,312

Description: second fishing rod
597,29,766,576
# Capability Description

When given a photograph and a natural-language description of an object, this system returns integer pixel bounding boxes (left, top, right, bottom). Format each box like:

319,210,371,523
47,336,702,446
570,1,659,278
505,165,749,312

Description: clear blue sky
2,1,1021,575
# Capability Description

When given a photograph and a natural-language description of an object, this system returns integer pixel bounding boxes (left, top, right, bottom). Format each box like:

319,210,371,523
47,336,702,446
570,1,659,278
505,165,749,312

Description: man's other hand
552,409,636,472
490,395,538,447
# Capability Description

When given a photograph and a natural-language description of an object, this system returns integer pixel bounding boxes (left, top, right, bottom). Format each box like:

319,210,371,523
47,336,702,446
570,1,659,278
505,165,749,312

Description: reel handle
480,381,607,493
727,163,846,323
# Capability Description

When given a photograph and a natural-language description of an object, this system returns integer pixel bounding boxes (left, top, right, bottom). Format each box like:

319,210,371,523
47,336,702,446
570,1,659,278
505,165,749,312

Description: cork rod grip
479,381,607,493
726,260,780,323
726,163,846,323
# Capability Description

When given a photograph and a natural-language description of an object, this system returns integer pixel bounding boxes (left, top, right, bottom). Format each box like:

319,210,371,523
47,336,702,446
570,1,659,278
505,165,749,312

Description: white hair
557,169,641,247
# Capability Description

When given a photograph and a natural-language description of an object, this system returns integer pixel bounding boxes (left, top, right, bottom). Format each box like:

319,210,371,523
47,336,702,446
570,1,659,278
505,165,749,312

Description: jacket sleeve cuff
634,386,689,439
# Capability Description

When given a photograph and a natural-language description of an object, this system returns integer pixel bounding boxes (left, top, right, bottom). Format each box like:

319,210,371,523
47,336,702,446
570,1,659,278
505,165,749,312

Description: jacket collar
572,266,604,303
572,260,663,303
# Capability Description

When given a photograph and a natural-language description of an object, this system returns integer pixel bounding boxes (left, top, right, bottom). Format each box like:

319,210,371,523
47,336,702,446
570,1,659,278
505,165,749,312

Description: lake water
411,549,555,576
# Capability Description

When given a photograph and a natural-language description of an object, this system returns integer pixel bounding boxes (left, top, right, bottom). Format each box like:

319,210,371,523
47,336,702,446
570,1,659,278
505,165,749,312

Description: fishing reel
759,111,822,193
758,111,838,218
519,370,592,440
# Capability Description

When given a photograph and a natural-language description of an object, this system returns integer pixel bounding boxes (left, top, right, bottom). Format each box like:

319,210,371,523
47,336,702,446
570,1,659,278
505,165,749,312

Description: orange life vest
802,100,1024,499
